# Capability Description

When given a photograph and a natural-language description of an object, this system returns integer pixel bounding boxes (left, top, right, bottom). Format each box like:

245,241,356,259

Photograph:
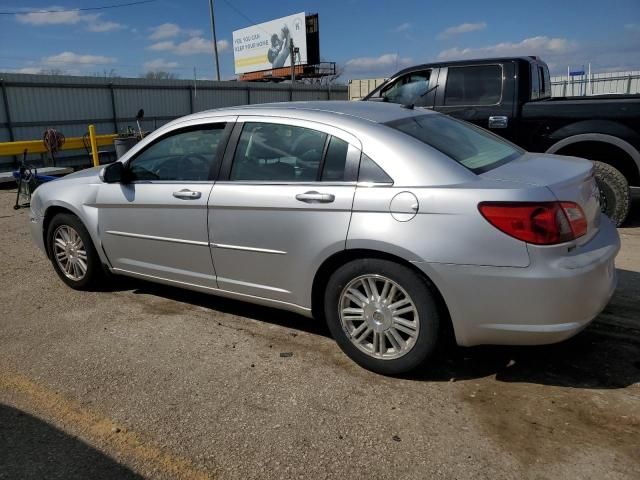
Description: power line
0,0,156,15
219,0,260,29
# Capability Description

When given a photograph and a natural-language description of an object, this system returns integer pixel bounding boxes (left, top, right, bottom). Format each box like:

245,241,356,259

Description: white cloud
438,21,487,39
148,23,203,40
44,51,116,66
345,53,413,73
12,67,43,74
625,23,640,32
437,36,576,60
86,21,123,32
15,6,123,33
16,7,88,25
148,37,229,56
149,23,181,40
392,22,411,33
148,41,175,52
143,58,179,70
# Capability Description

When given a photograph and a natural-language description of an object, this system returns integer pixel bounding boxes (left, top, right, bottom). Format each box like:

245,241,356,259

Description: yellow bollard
88,124,99,167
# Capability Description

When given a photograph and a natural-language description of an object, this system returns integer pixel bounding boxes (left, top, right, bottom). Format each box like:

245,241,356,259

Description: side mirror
100,162,125,183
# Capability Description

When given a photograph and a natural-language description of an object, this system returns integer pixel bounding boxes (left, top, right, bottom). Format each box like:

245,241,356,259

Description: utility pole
290,38,295,83
208,0,221,81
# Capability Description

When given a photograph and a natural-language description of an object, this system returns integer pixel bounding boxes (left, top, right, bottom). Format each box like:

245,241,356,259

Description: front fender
39,183,110,267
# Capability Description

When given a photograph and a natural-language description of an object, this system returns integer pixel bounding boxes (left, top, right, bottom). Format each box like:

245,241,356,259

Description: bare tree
301,63,345,86
141,71,180,80
93,68,120,79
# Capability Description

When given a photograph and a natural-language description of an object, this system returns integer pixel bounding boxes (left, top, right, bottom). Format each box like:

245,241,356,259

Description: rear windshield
386,114,522,173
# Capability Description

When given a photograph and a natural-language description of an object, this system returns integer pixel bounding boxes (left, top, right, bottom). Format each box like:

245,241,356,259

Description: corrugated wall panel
194,88,248,111
293,88,329,101
114,87,190,120
7,86,112,124
550,71,640,96
0,73,347,169
250,88,290,104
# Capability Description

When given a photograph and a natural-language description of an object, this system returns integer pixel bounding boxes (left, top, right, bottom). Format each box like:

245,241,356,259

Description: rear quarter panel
346,181,558,268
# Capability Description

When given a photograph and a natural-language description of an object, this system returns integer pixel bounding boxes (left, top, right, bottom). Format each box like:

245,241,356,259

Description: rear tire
324,258,441,375
46,213,103,290
593,161,630,227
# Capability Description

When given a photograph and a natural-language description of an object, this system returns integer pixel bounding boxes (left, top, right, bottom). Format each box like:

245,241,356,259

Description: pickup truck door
433,63,517,142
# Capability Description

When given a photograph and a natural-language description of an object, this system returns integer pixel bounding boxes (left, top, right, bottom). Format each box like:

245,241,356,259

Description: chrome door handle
173,189,201,199
295,191,335,203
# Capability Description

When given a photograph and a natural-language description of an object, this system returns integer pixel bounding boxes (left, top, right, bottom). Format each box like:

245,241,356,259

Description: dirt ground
0,187,639,480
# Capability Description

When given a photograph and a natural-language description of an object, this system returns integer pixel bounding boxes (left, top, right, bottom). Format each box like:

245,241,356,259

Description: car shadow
106,268,640,390
0,404,142,479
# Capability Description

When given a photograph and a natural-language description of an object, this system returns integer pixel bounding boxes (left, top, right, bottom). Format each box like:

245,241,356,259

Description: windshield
385,114,523,173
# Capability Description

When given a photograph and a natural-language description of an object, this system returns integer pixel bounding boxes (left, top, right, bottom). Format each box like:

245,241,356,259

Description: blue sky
1,0,639,80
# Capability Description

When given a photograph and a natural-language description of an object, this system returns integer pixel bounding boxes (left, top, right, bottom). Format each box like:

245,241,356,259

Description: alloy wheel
339,274,420,360
52,225,88,281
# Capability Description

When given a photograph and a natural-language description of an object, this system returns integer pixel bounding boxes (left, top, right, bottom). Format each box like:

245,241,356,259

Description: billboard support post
208,0,221,81
290,39,295,83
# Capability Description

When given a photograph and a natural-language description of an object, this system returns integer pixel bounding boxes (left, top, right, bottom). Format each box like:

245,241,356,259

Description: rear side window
321,136,349,181
386,114,522,173
230,122,326,181
229,122,353,182
444,65,502,106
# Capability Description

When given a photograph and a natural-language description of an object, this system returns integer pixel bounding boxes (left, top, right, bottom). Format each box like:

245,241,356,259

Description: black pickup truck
363,57,640,225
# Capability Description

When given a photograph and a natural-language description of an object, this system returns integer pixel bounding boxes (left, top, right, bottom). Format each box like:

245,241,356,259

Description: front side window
386,114,522,173
381,71,431,105
444,65,502,106
129,126,225,181
231,122,352,182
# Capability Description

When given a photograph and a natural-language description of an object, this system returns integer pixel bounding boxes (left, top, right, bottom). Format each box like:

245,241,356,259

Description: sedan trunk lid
480,153,601,240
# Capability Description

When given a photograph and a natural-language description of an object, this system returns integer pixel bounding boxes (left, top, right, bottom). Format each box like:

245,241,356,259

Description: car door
96,118,234,287
208,117,361,309
434,63,517,141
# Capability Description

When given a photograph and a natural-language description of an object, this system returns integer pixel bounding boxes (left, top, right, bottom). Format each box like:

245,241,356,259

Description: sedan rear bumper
417,216,620,347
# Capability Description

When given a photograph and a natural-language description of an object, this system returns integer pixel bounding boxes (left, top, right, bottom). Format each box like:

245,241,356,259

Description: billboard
233,12,308,75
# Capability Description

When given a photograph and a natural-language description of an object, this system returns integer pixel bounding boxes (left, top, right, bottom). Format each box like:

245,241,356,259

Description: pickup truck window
386,114,522,174
531,66,541,100
444,65,502,106
381,71,431,105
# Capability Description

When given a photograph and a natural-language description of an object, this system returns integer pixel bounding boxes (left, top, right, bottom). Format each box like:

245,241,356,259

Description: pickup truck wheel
593,161,630,227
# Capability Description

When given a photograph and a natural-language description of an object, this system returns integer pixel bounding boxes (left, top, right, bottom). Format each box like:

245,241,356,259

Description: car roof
187,100,434,125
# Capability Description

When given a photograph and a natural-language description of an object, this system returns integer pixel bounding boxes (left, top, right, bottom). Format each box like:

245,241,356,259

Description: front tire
593,161,630,227
46,213,102,290
324,258,441,375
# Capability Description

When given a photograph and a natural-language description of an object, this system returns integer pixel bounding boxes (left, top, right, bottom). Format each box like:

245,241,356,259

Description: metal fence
0,72,348,169
551,71,640,97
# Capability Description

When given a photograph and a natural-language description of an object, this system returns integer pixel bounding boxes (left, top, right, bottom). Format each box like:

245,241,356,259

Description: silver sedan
29,101,620,375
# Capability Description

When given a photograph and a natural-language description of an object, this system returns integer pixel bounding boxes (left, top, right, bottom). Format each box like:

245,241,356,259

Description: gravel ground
0,187,639,480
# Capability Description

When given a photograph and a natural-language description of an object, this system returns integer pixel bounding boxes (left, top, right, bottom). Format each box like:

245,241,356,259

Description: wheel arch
546,133,640,185
43,205,79,258
311,248,455,343
42,203,109,267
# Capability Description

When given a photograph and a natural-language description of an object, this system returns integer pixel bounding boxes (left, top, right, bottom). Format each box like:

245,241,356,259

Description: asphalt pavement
1,188,639,479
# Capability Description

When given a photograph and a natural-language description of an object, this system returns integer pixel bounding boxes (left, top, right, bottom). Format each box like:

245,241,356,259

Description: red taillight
478,201,587,245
